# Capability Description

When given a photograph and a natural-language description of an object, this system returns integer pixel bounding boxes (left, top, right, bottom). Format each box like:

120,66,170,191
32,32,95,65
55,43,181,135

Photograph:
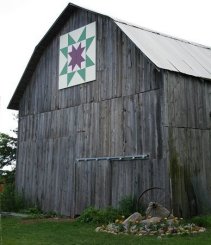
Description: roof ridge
114,19,211,50
66,3,211,50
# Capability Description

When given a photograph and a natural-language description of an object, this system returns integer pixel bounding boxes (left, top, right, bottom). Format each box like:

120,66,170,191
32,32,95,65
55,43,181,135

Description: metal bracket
76,154,149,162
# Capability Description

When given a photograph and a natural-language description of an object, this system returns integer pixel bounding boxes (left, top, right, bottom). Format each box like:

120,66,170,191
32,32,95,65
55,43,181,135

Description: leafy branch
0,132,17,169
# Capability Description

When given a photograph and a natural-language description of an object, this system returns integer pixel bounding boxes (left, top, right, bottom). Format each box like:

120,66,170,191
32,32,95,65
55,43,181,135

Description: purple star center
68,43,85,70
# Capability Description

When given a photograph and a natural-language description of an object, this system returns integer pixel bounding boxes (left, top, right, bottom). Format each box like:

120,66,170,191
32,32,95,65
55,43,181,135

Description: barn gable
8,3,211,110
8,3,211,217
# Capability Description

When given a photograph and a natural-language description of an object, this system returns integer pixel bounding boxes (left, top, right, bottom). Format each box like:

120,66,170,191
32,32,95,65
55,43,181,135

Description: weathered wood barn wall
163,72,211,217
8,3,211,217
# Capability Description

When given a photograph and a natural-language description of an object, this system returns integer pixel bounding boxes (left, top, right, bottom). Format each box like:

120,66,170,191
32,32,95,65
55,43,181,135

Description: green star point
67,72,76,86
78,68,86,81
68,35,76,45
78,27,86,41
60,62,68,75
86,36,95,51
60,47,68,58
86,55,94,67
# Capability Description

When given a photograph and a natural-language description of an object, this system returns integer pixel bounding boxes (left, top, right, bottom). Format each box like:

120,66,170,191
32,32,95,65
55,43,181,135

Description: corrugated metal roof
115,21,211,80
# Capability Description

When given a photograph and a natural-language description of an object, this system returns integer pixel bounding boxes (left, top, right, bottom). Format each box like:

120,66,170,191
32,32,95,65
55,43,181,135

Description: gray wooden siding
17,88,167,215
16,9,168,216
18,9,160,118
163,71,211,217
16,8,211,217
74,159,169,215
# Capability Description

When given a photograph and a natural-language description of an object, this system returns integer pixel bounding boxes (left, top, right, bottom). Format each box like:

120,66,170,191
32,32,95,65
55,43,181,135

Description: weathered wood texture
16,88,167,216
74,159,169,215
18,10,160,117
16,6,211,217
162,71,211,217
16,8,168,217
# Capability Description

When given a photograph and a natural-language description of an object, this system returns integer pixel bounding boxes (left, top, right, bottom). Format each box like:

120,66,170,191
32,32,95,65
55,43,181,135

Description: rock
130,225,138,234
95,227,101,232
199,228,206,233
141,217,161,225
145,202,172,218
123,212,142,229
166,218,178,225
158,228,164,234
106,223,119,233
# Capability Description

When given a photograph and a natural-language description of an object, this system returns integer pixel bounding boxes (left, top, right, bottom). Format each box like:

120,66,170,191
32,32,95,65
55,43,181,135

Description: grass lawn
1,216,211,245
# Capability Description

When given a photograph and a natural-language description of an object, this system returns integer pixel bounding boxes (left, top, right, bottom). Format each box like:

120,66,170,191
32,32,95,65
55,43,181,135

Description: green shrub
191,215,211,228
97,207,120,223
0,183,25,212
118,196,137,217
78,206,119,224
21,208,59,219
77,207,97,223
78,196,139,224
77,195,142,225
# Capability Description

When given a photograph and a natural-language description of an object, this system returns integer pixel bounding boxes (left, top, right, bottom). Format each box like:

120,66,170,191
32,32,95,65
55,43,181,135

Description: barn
8,3,211,218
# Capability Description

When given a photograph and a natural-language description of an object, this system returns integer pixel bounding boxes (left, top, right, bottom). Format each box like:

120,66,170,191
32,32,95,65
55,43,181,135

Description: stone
199,228,206,233
130,225,138,234
106,223,119,233
123,212,142,229
145,202,172,218
141,217,161,225
95,227,101,232
167,218,177,225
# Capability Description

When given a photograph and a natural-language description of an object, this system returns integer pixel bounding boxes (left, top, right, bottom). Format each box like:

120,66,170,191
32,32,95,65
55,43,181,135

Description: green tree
0,132,22,212
0,132,17,169
0,132,17,185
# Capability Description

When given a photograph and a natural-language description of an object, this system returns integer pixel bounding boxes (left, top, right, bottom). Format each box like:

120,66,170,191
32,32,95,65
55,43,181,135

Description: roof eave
8,4,74,110
8,2,109,110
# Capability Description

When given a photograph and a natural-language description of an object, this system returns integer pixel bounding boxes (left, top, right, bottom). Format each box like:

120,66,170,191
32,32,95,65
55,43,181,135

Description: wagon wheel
137,187,170,215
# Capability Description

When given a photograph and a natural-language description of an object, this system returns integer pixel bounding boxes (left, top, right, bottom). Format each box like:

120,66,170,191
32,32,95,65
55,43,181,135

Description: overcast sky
0,0,211,135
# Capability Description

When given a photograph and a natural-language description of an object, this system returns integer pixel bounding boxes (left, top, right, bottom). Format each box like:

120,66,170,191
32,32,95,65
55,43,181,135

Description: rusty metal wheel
137,187,170,214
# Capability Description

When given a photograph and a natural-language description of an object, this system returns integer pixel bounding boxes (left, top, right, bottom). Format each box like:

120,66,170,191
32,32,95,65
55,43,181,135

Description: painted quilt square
59,22,96,89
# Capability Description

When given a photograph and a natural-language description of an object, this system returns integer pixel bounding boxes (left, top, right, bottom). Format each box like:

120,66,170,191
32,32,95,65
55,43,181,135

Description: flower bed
95,216,206,237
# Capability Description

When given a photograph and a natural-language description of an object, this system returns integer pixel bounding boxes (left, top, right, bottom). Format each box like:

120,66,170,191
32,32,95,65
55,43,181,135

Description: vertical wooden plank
99,100,111,156
110,97,123,156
